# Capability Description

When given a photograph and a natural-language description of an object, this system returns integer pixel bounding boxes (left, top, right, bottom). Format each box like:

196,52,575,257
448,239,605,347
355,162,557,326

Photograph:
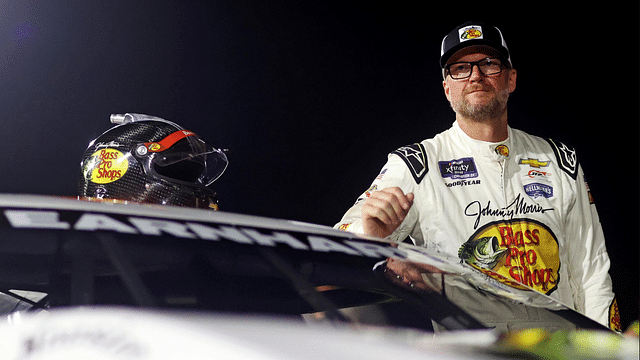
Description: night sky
0,1,637,327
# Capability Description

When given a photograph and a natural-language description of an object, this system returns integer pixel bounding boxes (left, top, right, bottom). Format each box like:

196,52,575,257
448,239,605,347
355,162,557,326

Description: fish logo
459,26,483,41
462,28,482,39
460,219,560,295
458,236,507,269
495,145,509,157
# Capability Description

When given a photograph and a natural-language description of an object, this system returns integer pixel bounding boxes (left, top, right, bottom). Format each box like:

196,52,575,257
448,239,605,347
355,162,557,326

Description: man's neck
456,114,509,142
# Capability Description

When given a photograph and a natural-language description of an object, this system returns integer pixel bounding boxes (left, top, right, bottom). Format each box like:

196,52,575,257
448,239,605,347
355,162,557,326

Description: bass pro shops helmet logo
83,148,129,184
459,219,560,295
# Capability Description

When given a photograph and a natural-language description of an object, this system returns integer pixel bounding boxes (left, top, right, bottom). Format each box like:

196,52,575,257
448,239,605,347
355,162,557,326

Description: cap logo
459,25,483,42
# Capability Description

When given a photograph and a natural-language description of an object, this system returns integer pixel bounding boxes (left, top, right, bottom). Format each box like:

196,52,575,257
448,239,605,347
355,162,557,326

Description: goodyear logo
84,148,129,184
459,219,560,295
459,25,483,41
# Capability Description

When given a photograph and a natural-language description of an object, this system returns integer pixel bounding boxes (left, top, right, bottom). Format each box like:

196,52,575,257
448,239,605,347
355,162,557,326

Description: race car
0,194,634,359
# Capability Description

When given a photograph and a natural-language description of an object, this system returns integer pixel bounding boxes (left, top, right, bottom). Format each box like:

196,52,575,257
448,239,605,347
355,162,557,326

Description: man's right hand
361,187,414,238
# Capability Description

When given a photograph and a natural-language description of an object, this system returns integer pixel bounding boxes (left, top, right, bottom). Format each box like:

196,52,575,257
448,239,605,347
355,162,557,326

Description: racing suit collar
452,121,512,162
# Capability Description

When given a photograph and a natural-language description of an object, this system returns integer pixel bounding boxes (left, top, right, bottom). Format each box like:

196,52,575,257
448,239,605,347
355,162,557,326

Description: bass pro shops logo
83,148,129,184
459,219,560,295
459,25,483,41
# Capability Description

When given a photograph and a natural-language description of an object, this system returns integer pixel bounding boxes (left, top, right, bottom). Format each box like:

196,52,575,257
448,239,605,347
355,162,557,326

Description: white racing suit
336,121,619,330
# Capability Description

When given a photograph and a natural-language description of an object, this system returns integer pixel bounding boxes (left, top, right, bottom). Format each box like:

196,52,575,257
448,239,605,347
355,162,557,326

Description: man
335,22,619,330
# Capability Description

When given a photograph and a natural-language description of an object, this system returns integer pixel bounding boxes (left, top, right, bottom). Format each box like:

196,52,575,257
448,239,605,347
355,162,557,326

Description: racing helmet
78,113,228,209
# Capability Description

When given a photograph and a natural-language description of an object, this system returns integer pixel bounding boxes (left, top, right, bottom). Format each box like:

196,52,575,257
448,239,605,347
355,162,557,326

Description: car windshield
0,195,607,333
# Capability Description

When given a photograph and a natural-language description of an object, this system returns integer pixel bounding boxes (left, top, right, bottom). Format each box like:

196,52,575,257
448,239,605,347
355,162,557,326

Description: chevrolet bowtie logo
519,158,550,168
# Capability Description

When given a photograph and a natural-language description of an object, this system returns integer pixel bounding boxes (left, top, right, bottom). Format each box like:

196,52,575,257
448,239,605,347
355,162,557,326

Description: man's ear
443,79,451,101
508,68,517,94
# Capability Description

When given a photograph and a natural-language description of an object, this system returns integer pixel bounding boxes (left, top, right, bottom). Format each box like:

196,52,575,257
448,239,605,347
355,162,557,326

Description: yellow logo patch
147,143,162,152
84,148,129,184
459,25,483,41
519,158,550,168
495,144,509,157
609,299,621,332
459,219,560,295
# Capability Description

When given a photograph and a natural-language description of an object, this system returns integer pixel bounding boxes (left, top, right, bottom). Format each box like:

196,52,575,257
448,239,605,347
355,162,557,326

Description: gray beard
450,90,509,122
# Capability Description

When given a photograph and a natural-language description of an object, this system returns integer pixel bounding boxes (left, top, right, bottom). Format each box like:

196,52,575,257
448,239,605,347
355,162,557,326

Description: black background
0,1,637,328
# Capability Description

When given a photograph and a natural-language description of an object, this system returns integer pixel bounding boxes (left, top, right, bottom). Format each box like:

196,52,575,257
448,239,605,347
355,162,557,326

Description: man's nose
468,64,485,81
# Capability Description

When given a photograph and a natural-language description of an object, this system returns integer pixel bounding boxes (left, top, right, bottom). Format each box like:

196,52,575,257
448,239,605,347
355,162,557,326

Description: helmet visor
149,134,228,187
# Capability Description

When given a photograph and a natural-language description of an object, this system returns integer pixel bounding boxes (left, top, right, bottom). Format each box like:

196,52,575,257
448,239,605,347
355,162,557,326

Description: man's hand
361,187,414,238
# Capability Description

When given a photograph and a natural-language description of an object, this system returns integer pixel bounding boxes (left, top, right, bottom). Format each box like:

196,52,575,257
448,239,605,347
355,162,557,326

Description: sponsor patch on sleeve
392,143,428,184
584,176,595,204
338,223,352,231
609,298,621,332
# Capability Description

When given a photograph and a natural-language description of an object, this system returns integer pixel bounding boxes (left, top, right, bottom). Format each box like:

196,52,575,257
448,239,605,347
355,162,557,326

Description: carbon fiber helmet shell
78,119,228,209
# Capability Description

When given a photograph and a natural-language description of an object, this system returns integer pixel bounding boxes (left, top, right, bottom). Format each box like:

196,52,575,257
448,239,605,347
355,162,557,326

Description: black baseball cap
440,21,511,68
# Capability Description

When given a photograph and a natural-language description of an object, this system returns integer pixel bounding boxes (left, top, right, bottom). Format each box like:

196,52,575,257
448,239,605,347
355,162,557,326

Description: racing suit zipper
498,159,507,209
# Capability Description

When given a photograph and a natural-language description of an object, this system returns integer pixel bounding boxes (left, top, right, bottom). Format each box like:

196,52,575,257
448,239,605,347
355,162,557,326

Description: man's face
442,47,517,121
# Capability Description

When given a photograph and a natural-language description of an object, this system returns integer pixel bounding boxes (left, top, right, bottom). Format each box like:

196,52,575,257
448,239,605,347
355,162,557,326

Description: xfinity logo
438,157,478,180
447,163,469,173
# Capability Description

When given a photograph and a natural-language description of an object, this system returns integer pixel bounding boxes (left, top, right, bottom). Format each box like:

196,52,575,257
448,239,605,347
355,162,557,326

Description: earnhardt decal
2,210,410,261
